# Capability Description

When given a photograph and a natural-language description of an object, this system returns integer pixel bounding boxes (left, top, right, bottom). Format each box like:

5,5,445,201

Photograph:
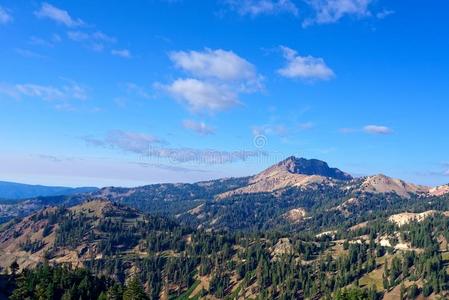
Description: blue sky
0,0,448,187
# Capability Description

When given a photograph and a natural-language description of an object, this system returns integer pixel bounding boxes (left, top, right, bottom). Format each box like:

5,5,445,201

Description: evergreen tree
123,276,148,300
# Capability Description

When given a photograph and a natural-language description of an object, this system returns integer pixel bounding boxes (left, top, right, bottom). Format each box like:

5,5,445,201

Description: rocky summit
270,156,353,180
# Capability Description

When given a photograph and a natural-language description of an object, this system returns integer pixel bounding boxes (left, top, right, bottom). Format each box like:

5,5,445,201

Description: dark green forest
2,198,449,299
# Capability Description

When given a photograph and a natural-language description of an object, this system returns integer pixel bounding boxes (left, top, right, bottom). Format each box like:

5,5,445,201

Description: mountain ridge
269,156,353,180
1,157,449,228
0,180,98,200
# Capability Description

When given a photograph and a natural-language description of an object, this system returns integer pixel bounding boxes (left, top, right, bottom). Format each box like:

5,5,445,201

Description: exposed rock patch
429,184,449,196
387,210,449,226
359,174,429,198
282,208,307,223
217,157,349,198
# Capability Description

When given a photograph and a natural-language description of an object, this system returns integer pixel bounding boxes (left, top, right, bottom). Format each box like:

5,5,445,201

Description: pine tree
107,282,123,300
123,276,148,300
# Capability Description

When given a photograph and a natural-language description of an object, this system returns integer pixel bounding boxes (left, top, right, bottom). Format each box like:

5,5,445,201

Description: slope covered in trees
2,198,449,299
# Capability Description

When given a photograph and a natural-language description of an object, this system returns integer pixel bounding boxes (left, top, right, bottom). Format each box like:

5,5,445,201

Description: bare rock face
270,156,353,181
282,208,307,223
429,184,449,196
217,157,351,198
387,210,449,226
271,238,294,257
359,174,429,198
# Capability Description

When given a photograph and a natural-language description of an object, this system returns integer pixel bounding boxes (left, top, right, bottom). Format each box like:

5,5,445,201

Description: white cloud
17,84,64,100
123,83,153,99
376,9,394,19
164,49,262,113
225,0,298,17
67,31,116,43
340,125,393,135
298,122,315,130
363,125,392,135
34,2,84,27
29,36,58,47
0,6,13,24
252,124,288,137
182,120,215,135
111,49,131,58
165,78,239,113
169,48,257,82
89,130,163,154
304,0,373,26
15,48,46,59
0,81,87,101
278,46,334,80
85,130,266,164
67,30,116,52
147,147,266,164
67,31,89,41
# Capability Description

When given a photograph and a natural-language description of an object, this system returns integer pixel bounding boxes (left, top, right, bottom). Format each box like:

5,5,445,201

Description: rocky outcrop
282,208,307,223
359,174,429,198
429,184,449,196
262,156,352,181
218,157,350,198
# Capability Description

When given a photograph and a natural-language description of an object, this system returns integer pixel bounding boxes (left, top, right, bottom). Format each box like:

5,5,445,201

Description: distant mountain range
88,156,449,230
1,157,449,229
3,157,449,299
0,181,98,200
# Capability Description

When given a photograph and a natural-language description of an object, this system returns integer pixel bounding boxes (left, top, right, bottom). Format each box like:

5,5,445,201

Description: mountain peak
273,156,353,181
429,184,449,196
360,174,429,198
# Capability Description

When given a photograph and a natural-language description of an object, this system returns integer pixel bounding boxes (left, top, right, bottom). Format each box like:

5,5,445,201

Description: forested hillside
2,157,449,299
3,197,449,299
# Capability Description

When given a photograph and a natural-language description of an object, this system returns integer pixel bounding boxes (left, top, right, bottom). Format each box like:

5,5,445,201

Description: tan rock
359,174,429,198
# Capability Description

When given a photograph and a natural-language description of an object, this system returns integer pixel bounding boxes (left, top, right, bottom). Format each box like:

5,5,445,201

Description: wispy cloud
67,30,116,52
298,122,315,130
444,170,449,176
422,163,449,178
340,125,393,135
223,0,386,26
37,154,79,163
34,3,132,57
84,130,266,164
169,48,259,83
278,46,334,80
29,35,60,47
15,48,46,59
111,49,132,58
0,80,87,102
363,125,392,135
122,83,153,99
132,162,210,173
224,0,298,17
84,130,163,154
164,78,239,113
164,48,262,113
182,119,215,135
252,124,288,137
146,147,267,164
34,2,84,27
303,0,373,27
0,6,13,24
376,9,394,19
